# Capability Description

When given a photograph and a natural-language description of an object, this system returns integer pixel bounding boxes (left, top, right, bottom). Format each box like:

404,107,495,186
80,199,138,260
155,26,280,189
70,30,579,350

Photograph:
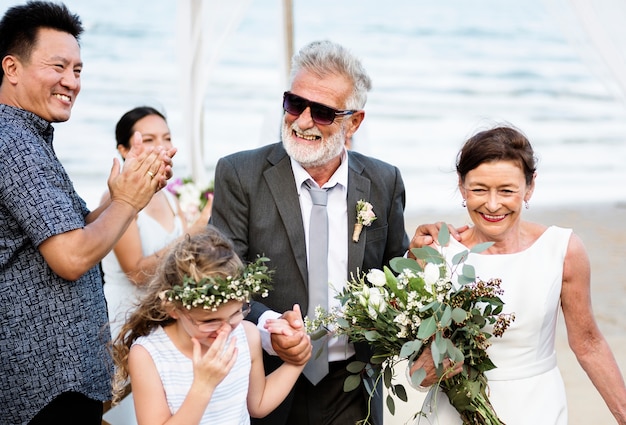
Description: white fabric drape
543,0,626,108
176,0,252,185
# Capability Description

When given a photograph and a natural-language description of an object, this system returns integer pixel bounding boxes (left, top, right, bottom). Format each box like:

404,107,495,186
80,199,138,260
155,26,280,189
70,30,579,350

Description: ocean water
5,0,626,213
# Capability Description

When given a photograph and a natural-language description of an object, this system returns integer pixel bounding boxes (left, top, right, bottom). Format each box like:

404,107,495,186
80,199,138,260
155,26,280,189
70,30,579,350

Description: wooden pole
283,0,294,84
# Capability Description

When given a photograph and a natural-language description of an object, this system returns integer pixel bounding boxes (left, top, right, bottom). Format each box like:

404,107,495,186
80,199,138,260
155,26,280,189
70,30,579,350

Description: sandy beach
382,202,626,424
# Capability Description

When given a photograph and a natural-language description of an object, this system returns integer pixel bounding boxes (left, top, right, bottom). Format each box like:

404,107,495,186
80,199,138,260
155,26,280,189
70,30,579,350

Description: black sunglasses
283,91,356,125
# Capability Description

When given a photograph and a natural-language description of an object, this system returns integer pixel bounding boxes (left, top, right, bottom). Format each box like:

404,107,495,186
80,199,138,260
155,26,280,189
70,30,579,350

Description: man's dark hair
0,1,83,83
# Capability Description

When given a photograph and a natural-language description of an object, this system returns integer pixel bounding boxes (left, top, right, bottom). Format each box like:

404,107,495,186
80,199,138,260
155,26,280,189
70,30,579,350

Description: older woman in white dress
409,125,626,424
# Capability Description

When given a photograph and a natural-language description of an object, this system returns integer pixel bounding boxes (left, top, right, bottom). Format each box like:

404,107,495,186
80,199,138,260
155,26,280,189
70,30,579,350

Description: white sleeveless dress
103,190,184,339
134,324,251,424
419,226,572,425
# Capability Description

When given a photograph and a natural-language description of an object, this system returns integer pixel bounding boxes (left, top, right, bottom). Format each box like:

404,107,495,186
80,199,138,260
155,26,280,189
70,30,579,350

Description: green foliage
310,223,515,424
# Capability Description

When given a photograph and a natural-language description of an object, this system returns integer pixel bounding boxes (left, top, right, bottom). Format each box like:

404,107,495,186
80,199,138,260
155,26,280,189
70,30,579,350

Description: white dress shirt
258,148,355,361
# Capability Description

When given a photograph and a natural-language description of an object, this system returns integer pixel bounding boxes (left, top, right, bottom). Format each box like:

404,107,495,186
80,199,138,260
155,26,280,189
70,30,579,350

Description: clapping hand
108,131,177,211
125,130,177,187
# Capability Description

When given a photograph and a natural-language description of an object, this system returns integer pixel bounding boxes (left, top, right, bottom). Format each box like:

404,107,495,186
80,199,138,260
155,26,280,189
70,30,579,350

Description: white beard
281,119,346,168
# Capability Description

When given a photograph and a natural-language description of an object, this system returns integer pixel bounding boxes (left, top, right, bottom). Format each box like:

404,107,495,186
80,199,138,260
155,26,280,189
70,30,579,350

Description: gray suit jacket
210,142,409,319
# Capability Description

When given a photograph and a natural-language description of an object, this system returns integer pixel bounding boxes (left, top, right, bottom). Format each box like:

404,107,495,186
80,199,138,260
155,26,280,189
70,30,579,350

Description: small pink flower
353,200,377,242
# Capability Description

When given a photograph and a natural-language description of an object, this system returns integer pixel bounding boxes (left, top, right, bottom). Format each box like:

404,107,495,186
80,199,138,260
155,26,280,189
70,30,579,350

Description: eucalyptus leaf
462,264,476,280
409,367,427,387
410,246,445,264
448,341,465,363
386,394,396,415
343,374,362,392
309,328,328,341
438,222,450,246
451,307,468,323
433,333,447,365
451,250,469,266
419,300,438,312
370,356,385,365
470,241,494,254
446,340,465,363
346,361,366,373
364,330,381,341
441,305,452,327
416,316,436,340
384,365,393,388
390,257,422,274
395,384,408,402
431,340,441,366
336,317,350,328
458,273,474,286
400,340,423,358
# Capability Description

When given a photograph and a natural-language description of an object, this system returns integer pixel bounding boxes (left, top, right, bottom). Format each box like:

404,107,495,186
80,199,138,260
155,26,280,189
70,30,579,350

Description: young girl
111,226,310,424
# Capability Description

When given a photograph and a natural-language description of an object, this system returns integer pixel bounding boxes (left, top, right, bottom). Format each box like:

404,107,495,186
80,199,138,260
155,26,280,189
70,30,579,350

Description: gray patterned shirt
0,104,112,424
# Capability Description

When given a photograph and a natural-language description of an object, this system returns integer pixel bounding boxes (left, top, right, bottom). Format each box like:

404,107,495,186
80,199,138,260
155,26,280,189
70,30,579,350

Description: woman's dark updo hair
456,125,537,186
115,106,166,149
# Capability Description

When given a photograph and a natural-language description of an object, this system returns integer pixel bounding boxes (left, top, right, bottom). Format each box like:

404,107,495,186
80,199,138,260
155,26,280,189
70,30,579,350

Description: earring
525,200,529,209
462,199,467,208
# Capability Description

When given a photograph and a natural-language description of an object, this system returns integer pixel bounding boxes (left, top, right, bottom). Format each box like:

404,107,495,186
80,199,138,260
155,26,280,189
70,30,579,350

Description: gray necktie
303,183,329,385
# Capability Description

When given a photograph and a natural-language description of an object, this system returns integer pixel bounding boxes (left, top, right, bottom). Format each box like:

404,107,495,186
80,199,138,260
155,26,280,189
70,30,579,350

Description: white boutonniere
353,200,377,242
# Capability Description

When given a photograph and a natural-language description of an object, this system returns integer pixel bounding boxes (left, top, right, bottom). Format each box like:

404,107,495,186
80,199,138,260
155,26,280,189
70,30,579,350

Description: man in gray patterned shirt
0,2,175,424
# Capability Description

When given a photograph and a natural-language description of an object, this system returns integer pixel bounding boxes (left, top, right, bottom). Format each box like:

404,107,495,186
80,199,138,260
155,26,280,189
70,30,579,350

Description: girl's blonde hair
110,225,243,403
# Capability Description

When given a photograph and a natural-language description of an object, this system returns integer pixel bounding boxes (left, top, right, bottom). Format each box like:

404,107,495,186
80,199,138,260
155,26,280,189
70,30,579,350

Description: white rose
366,269,386,287
367,287,387,319
423,263,440,286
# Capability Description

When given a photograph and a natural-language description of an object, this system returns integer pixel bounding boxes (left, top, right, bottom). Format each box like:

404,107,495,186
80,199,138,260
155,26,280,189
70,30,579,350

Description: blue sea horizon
7,0,625,213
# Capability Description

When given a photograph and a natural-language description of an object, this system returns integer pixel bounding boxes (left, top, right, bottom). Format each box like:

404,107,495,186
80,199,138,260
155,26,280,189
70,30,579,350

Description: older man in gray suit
210,40,409,425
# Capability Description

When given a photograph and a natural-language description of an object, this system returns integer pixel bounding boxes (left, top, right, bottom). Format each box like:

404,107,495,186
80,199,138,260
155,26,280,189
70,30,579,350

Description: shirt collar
0,104,55,144
291,148,348,194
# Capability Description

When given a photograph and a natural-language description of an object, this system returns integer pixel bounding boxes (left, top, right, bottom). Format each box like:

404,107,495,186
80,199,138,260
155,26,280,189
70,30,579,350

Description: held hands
191,329,238,391
265,304,312,366
108,131,177,211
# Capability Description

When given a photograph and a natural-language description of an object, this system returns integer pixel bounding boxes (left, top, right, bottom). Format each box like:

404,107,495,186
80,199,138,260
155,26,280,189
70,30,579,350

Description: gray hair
289,40,372,110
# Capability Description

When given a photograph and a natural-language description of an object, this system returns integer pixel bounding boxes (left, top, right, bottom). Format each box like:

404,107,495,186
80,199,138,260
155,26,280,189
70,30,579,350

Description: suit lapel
262,148,373,284
347,153,370,277
264,148,308,284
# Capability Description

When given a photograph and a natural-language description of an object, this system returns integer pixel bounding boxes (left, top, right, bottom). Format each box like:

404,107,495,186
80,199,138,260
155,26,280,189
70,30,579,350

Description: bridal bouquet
166,177,213,224
306,224,514,425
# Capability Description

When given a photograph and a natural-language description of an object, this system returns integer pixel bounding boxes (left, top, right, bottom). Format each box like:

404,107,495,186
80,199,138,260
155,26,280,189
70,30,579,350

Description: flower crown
161,256,273,310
